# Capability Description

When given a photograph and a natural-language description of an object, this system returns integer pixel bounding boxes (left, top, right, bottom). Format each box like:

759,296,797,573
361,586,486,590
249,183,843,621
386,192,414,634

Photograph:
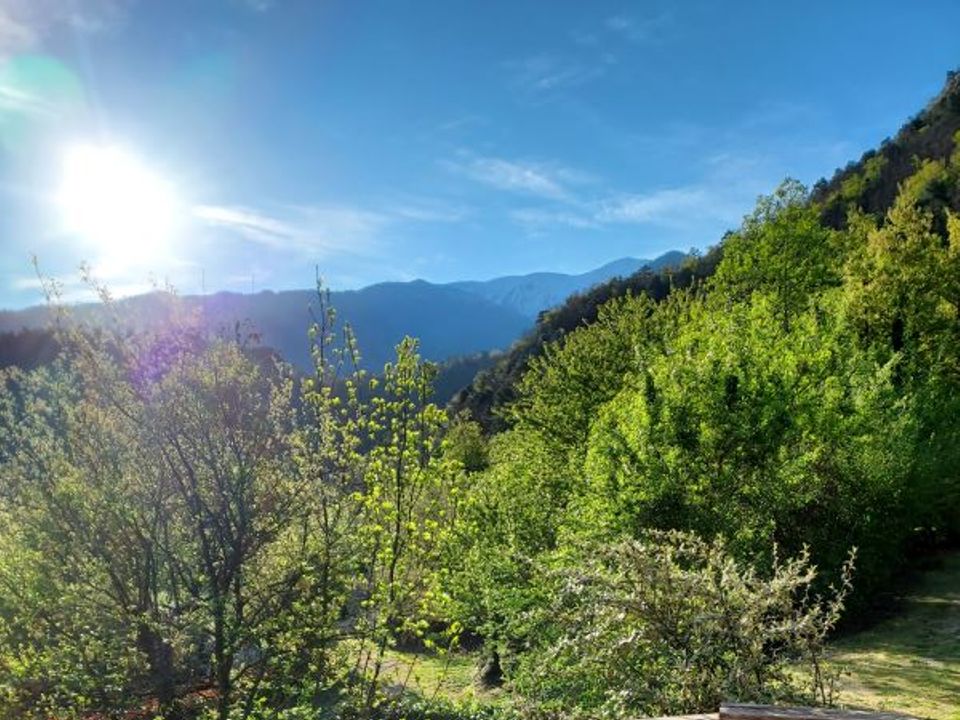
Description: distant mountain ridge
448,251,685,319
0,254,685,376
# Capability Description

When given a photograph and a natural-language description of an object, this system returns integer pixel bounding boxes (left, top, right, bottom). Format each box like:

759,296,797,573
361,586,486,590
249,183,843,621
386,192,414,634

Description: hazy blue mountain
0,283,529,372
0,253,684,373
447,251,686,319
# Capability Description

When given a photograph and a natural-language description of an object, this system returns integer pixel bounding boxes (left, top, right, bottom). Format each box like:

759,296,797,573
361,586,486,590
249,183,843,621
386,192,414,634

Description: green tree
714,179,840,328
351,338,464,714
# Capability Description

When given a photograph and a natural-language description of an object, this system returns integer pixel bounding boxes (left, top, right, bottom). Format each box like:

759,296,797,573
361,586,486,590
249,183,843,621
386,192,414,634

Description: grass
376,647,507,705
374,554,960,719
830,552,960,720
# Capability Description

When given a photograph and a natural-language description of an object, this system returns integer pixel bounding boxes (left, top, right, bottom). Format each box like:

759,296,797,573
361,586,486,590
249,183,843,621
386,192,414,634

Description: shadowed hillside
0,257,683,377
814,70,960,227
0,282,529,373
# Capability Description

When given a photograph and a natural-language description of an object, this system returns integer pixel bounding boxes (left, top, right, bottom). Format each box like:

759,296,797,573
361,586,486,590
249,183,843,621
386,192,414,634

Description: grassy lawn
376,647,507,705
830,552,960,720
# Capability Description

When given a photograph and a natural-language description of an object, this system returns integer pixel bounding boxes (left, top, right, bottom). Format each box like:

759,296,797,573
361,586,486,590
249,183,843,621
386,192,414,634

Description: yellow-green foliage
483,169,960,622
840,155,889,202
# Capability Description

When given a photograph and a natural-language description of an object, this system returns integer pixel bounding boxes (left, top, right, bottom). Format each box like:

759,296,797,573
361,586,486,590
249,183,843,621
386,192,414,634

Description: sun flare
56,143,181,269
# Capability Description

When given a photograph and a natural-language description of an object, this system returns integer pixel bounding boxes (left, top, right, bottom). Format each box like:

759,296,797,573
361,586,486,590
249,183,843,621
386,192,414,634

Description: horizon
1,1,959,309
0,250,690,316
0,250,686,312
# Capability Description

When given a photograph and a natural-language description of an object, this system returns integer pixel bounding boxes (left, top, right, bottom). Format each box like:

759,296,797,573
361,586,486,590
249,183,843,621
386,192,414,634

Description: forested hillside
1,74,960,720
452,248,721,430
455,70,960,432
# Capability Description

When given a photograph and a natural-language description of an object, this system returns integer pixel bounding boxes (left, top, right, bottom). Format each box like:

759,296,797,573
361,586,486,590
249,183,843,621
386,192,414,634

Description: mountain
452,251,721,430
453,70,960,431
0,283,528,374
0,255,683,379
447,251,686,319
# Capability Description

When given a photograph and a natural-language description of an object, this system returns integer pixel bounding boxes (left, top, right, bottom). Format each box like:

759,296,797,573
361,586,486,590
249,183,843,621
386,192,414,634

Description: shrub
512,531,854,720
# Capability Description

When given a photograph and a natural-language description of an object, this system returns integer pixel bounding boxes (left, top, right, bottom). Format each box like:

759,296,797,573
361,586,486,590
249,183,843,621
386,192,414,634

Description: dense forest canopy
1,74,960,720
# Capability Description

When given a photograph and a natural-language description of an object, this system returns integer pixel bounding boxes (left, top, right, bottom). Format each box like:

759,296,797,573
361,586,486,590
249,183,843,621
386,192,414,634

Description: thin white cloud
597,187,712,226
10,271,158,304
592,160,772,231
193,203,386,257
512,11,671,99
509,185,743,235
0,0,131,56
604,12,671,44
385,195,469,223
446,146,766,235
448,154,595,201
0,11,36,55
0,82,59,116
456,147,776,236
506,54,606,93
511,207,598,231
239,0,274,11
10,275,47,291
193,196,464,258
469,158,567,199
193,205,297,249
388,204,466,223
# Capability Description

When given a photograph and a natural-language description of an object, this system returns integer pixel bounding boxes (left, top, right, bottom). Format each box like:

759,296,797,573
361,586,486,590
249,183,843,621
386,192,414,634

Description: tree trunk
214,604,233,720
137,624,176,715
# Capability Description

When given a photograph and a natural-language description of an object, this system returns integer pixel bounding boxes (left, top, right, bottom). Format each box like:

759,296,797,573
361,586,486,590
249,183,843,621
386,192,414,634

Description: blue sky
1,0,958,308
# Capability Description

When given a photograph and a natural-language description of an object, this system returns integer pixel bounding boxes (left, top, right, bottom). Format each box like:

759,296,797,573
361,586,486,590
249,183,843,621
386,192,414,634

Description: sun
56,143,181,270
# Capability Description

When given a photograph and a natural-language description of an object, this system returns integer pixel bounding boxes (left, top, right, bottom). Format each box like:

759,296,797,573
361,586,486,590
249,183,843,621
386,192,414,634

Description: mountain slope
813,69,960,226
0,256,685,377
0,283,531,373
448,251,686,319
452,250,721,429
454,70,960,431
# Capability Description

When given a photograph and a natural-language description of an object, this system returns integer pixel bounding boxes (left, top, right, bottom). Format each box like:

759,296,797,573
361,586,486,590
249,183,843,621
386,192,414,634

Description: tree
0,293,315,719
714,179,840,329
350,338,464,714
0,335,181,716
142,339,306,720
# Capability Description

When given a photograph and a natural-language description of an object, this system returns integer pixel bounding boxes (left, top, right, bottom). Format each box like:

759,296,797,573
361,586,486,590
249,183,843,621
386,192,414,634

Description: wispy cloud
510,207,598,231
193,195,465,257
592,154,773,232
0,11,36,55
507,10,675,101
10,275,48,292
0,82,59,116
0,0,132,56
193,206,299,249
387,200,468,223
450,146,773,238
193,203,387,257
10,270,164,305
604,11,673,44
447,154,594,201
597,187,723,227
506,53,608,93
238,0,274,12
